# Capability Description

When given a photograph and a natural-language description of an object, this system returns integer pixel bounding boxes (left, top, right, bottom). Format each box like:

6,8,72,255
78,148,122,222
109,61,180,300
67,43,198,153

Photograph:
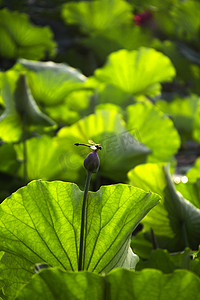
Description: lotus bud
84,151,100,173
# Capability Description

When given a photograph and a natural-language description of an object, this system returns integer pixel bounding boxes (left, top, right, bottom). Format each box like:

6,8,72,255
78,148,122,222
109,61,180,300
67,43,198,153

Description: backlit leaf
17,59,87,106
93,48,176,97
0,181,159,298
127,101,180,162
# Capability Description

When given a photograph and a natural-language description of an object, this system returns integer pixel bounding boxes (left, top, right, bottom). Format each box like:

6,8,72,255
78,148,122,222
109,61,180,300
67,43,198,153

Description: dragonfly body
74,140,102,151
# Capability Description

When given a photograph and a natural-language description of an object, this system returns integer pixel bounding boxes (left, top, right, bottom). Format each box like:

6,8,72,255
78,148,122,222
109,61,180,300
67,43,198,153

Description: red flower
134,11,152,26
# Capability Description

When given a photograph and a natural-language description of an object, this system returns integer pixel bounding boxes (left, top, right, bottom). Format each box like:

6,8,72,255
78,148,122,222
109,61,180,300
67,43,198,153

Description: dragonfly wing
88,139,95,144
90,145,97,150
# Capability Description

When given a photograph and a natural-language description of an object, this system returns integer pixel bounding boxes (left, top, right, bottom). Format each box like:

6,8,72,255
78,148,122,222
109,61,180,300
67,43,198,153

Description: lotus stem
22,113,28,183
78,171,92,271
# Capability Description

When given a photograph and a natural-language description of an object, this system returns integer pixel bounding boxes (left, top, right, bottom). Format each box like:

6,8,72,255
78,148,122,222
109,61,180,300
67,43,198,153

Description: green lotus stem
78,171,92,271
22,113,28,183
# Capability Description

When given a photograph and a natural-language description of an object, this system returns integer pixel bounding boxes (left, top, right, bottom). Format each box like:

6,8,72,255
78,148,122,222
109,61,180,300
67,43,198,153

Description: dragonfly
74,140,102,151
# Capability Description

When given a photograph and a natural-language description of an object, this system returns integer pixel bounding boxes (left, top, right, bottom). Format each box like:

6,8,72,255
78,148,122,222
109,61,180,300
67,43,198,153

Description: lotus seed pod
84,151,100,173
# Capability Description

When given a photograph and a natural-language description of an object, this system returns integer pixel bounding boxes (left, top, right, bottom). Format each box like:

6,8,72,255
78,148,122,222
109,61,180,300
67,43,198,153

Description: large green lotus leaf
128,163,200,251
57,109,151,181
16,268,200,300
14,135,81,183
126,101,180,162
156,95,199,140
17,59,87,106
92,48,175,97
0,9,56,60
0,181,159,279
0,74,55,142
187,158,200,182
62,0,133,34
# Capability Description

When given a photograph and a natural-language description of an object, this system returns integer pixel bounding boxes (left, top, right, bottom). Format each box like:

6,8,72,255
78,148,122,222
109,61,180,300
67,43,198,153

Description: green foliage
193,100,200,142
0,9,56,60
128,164,200,251
16,268,200,300
84,26,153,62
62,0,133,34
136,248,200,277
187,158,200,182
156,95,200,141
155,41,200,86
170,1,200,41
175,180,200,209
0,181,159,298
0,0,200,298
0,143,19,175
